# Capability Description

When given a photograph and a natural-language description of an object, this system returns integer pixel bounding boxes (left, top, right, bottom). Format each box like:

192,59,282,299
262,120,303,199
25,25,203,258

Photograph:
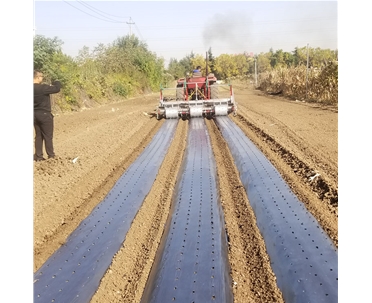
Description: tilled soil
33,82,338,303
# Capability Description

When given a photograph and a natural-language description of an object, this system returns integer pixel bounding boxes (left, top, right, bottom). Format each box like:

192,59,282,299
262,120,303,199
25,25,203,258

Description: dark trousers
34,111,55,160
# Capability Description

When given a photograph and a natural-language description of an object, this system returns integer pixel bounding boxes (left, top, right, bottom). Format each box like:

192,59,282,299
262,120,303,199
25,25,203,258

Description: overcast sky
34,0,338,66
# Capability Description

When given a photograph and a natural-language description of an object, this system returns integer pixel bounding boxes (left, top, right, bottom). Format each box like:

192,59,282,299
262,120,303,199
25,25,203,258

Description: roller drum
190,107,203,117
165,108,179,119
215,105,229,116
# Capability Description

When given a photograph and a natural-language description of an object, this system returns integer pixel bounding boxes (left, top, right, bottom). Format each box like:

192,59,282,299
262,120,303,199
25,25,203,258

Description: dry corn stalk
257,62,338,104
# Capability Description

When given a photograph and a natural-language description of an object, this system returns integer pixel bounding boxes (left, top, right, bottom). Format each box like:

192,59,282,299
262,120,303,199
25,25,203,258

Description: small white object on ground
309,173,320,181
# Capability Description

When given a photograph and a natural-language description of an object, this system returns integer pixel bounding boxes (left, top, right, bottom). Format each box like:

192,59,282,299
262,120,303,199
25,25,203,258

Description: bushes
113,82,130,97
34,34,165,113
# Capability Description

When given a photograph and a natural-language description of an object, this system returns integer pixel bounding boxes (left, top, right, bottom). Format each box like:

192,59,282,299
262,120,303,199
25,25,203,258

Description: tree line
167,47,337,80
34,34,338,111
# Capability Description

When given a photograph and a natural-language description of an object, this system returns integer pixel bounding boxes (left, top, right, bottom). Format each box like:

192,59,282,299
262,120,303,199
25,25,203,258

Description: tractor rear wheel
176,87,184,100
210,84,219,99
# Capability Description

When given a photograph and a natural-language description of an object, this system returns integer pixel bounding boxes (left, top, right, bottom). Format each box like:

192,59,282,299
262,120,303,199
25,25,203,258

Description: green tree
76,46,92,65
190,54,209,75
167,58,187,79
283,51,295,67
271,49,285,68
207,47,216,74
310,48,338,68
293,46,308,66
33,35,63,71
214,54,237,79
233,54,249,76
256,52,271,73
269,49,295,69
107,35,164,91
176,53,195,76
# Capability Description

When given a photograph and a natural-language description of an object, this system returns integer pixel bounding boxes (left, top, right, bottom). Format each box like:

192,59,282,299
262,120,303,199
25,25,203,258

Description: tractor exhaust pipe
206,51,208,76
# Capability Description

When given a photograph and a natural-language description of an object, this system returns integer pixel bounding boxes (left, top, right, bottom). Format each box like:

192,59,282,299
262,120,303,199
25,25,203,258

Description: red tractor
157,69,236,120
175,72,220,101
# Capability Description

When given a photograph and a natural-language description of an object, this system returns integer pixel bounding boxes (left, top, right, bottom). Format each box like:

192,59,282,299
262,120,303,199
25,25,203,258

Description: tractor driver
192,66,202,77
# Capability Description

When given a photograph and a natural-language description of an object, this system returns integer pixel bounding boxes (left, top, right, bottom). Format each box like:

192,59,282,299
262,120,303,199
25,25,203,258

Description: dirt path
33,83,338,303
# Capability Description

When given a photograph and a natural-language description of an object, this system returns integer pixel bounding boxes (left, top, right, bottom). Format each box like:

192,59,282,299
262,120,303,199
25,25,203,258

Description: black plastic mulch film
215,116,338,303
34,116,338,303
34,120,178,303
140,118,233,303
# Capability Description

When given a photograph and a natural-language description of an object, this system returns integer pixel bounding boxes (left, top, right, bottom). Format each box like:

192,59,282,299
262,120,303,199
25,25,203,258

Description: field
33,82,338,302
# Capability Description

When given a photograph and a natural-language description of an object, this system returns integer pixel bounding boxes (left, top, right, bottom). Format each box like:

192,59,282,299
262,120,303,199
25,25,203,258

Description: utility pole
127,17,135,36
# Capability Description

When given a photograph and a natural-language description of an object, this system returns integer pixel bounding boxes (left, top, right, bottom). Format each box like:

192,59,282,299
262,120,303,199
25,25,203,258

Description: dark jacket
34,81,61,112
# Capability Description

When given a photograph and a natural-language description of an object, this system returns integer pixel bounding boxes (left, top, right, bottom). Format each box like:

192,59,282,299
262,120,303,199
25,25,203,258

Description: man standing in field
33,70,61,161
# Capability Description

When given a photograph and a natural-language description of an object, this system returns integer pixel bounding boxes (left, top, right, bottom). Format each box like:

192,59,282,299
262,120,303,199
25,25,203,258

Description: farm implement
156,71,237,120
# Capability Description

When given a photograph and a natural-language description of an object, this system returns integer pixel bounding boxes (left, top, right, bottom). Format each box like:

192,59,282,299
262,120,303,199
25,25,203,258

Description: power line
134,23,145,41
61,1,140,38
75,0,130,19
61,0,125,23
75,0,126,23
